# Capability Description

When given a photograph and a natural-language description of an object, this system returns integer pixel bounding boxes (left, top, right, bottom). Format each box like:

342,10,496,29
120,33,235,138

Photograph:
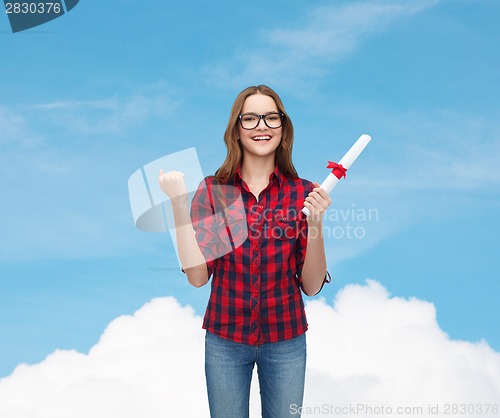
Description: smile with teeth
252,135,272,141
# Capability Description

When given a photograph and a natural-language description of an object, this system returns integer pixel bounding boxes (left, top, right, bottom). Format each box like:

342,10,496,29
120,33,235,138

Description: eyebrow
240,110,280,114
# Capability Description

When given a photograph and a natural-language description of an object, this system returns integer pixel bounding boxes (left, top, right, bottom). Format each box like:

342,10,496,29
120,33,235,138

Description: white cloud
1,280,498,418
206,0,441,88
309,107,500,265
0,87,177,262
0,297,209,418
0,106,42,148
267,0,439,59
305,280,500,416
26,90,177,135
355,108,500,191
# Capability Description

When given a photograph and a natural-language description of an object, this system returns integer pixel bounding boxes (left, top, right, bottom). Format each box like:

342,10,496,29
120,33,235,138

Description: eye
242,114,258,122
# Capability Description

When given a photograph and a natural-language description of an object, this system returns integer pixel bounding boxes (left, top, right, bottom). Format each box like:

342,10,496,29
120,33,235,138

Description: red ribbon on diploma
327,161,347,179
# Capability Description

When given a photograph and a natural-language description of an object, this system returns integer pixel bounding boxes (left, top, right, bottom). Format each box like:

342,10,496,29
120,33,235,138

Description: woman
159,85,331,418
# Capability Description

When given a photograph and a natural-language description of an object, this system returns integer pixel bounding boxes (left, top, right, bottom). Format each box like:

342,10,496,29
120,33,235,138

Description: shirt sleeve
188,177,217,278
294,213,308,289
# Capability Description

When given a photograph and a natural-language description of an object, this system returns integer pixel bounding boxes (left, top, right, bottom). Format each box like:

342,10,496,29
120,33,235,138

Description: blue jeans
205,331,306,418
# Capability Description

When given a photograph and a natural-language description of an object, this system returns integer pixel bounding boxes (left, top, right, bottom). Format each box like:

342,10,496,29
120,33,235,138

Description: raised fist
158,170,188,200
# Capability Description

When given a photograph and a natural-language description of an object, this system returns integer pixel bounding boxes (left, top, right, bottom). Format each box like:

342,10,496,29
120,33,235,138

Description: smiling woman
158,85,332,418
234,93,283,163
1,1,499,416
214,85,297,184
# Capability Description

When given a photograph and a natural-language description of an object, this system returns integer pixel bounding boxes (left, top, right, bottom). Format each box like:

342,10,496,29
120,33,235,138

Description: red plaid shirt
190,166,328,345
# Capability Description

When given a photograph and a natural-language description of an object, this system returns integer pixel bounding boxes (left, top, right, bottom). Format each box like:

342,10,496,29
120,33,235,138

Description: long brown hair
214,85,298,183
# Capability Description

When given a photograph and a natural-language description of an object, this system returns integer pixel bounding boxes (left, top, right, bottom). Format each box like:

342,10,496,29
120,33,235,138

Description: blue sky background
0,0,499,378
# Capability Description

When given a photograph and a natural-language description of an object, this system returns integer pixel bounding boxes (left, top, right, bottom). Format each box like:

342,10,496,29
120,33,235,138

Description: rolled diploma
302,134,372,216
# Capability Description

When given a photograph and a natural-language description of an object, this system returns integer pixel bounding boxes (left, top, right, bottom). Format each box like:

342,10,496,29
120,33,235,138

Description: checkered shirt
190,166,328,345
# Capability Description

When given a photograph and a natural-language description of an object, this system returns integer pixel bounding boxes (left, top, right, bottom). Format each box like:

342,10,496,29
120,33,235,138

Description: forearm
171,197,209,287
300,221,327,296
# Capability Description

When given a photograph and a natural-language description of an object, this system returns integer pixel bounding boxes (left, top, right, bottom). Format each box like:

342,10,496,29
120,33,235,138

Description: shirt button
258,205,264,211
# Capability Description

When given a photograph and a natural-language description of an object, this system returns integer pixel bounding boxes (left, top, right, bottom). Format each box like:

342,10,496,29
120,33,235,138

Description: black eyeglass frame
238,112,285,130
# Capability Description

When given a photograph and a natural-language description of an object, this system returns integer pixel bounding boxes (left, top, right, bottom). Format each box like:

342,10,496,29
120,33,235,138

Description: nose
256,116,267,129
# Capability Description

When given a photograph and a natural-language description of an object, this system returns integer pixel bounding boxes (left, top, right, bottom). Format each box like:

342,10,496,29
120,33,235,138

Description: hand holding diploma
302,134,372,217
303,182,332,224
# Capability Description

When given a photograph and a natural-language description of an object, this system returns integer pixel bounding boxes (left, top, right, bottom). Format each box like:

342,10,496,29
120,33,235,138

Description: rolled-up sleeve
294,214,308,289
189,178,217,278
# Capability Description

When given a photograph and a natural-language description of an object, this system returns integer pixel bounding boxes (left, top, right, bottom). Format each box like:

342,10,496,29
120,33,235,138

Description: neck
240,154,275,185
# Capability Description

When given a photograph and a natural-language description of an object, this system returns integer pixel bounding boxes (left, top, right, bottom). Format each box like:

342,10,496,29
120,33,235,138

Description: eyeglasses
238,112,284,130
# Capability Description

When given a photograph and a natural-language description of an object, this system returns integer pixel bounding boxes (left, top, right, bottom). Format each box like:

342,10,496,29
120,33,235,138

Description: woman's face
238,93,282,159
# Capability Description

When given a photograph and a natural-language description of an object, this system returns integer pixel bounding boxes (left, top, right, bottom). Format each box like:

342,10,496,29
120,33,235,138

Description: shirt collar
272,164,285,187
235,164,284,188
